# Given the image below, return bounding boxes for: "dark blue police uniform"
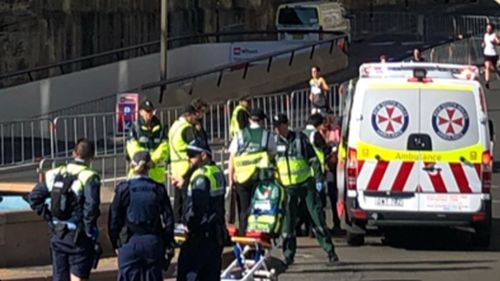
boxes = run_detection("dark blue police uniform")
[30,160,101,281]
[108,172,174,281]
[177,140,226,281]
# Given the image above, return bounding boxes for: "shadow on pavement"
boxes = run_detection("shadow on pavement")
[292,259,496,267]
[284,265,491,274]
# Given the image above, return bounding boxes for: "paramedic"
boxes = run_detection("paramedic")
[126,100,169,184]
[29,139,101,281]
[176,139,226,281]
[168,105,198,223]
[273,114,339,266]
[230,95,251,139]
[228,108,276,235]
[108,151,175,281]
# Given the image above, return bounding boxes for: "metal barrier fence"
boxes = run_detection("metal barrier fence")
[0,119,54,166]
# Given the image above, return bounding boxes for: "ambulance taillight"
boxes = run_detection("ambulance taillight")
[347,148,358,190]
[481,151,492,194]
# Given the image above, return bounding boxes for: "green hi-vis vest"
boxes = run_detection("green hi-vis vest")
[230,105,247,138]
[275,133,313,186]
[233,127,270,184]
[303,127,325,173]
[188,164,225,198]
[45,163,97,194]
[169,118,192,177]
[247,180,285,236]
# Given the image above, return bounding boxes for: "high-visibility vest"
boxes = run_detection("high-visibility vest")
[126,118,169,184]
[230,105,247,138]
[188,164,225,198]
[46,163,97,194]
[233,127,270,184]
[303,127,325,172]
[275,133,313,186]
[168,118,192,178]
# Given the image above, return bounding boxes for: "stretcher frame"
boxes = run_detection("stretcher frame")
[220,236,278,281]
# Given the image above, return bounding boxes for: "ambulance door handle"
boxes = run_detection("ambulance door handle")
[422,163,441,172]
[375,154,382,161]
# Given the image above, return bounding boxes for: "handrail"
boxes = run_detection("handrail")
[139,33,349,102]
[0,30,346,85]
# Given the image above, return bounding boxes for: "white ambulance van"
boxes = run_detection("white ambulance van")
[275,1,351,41]
[337,63,493,246]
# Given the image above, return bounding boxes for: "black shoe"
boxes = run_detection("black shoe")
[284,257,295,267]
[328,252,339,264]
[485,82,490,89]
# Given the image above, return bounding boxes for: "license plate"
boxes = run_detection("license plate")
[375,197,404,207]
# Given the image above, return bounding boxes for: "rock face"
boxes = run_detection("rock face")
[0,0,285,87]
[0,0,446,87]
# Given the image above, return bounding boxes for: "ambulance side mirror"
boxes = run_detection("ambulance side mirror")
[489,119,495,142]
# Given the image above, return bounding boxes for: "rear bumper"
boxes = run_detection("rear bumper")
[346,197,491,228]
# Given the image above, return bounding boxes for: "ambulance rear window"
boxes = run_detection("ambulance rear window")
[420,89,479,150]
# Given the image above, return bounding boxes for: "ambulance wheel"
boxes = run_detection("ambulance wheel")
[346,231,365,246]
[473,223,491,248]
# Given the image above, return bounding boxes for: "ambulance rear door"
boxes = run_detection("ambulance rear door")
[355,83,420,212]
[418,84,483,213]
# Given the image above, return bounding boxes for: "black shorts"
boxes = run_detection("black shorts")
[484,55,499,65]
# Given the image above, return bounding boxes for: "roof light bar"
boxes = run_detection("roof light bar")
[359,62,479,81]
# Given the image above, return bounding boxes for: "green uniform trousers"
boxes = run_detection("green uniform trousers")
[282,178,334,260]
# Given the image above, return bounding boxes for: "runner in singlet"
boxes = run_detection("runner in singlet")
[309,66,330,114]
[483,23,500,89]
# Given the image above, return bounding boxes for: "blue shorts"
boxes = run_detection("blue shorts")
[50,232,94,281]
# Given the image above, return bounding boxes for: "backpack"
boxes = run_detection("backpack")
[127,182,161,227]
[246,180,285,237]
[51,172,79,221]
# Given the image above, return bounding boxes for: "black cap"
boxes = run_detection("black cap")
[273,113,289,127]
[187,138,212,157]
[139,100,155,112]
[183,105,197,115]
[131,151,152,166]
[250,108,267,121]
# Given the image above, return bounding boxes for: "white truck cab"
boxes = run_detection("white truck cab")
[275,1,351,41]
[337,63,493,247]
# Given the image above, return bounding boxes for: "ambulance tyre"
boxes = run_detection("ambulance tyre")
[473,223,491,248]
[346,231,365,246]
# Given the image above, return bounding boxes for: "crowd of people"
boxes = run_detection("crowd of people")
[28,63,344,281]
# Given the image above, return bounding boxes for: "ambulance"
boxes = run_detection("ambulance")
[337,63,493,247]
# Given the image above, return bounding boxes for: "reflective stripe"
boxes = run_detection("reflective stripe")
[188,164,225,196]
[357,141,483,163]
[46,163,96,194]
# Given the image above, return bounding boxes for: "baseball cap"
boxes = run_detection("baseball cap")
[139,100,155,112]
[187,139,212,158]
[273,113,289,127]
[249,108,267,121]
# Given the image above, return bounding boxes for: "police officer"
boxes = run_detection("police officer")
[229,95,250,139]
[228,108,276,235]
[108,151,175,281]
[168,105,197,223]
[126,100,169,184]
[29,139,101,281]
[303,113,331,173]
[177,139,226,281]
[273,114,339,266]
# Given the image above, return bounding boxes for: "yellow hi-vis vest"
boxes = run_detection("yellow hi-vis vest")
[188,164,225,198]
[168,118,192,178]
[233,128,270,184]
[230,105,247,138]
[303,127,325,173]
[45,163,97,194]
[276,134,313,186]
